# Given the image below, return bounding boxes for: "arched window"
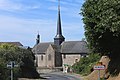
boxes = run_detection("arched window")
[41,55,43,61]
[48,54,51,61]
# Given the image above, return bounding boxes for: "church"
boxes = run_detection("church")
[32,0,89,71]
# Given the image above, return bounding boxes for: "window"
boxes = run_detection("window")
[75,59,78,63]
[41,55,43,61]
[48,54,51,61]
[63,54,66,59]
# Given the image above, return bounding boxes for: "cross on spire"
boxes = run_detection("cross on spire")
[58,0,60,11]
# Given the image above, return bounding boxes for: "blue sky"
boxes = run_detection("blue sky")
[0,0,85,47]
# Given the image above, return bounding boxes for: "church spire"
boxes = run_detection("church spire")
[57,0,62,35]
[54,0,65,46]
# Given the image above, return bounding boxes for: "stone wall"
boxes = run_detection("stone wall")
[46,45,55,68]
[62,54,81,66]
[37,54,46,67]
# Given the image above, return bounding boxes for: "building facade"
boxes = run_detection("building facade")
[32,41,89,71]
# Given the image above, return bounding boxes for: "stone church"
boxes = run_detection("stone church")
[32,0,89,70]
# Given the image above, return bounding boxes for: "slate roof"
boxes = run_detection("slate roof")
[0,42,23,46]
[61,41,89,54]
[32,42,53,54]
[32,41,89,54]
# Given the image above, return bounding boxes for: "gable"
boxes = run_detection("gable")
[32,42,53,54]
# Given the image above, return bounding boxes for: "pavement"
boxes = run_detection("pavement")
[18,72,84,80]
[40,71,84,80]
[66,72,84,80]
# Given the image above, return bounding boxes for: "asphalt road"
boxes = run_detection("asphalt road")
[41,72,81,80]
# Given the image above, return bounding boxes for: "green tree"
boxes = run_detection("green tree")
[81,0,120,76]
[0,44,21,80]
[19,47,39,78]
[0,58,9,80]
[0,44,39,79]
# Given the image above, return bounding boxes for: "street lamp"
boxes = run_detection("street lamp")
[7,61,18,80]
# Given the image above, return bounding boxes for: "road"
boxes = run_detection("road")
[41,72,81,80]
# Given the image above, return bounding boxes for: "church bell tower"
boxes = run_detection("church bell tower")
[54,0,64,67]
[54,0,65,46]
[36,32,40,45]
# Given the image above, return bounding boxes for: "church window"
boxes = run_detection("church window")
[63,54,66,59]
[41,55,43,61]
[48,54,51,61]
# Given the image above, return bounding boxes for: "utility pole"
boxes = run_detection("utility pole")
[7,61,18,80]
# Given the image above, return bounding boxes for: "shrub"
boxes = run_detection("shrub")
[72,53,101,76]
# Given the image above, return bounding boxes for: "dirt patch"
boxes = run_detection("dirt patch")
[84,56,120,80]
[85,56,110,80]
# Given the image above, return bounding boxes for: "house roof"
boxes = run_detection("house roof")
[32,42,53,54]
[0,42,23,46]
[61,41,89,54]
[32,41,89,54]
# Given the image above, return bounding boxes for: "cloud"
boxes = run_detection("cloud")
[47,0,83,15]
[47,0,81,7]
[0,0,41,11]
[60,0,84,4]
[0,15,56,46]
[0,0,85,46]
[0,13,84,46]
[48,6,68,11]
[30,5,40,9]
[0,0,22,11]
[0,15,56,33]
[47,0,57,2]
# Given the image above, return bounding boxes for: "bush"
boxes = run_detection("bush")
[72,53,101,76]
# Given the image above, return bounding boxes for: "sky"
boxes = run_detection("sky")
[0,0,85,47]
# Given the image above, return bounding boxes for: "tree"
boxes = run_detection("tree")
[81,0,120,76]
[19,47,39,78]
[0,58,9,80]
[0,44,39,79]
[0,44,21,80]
